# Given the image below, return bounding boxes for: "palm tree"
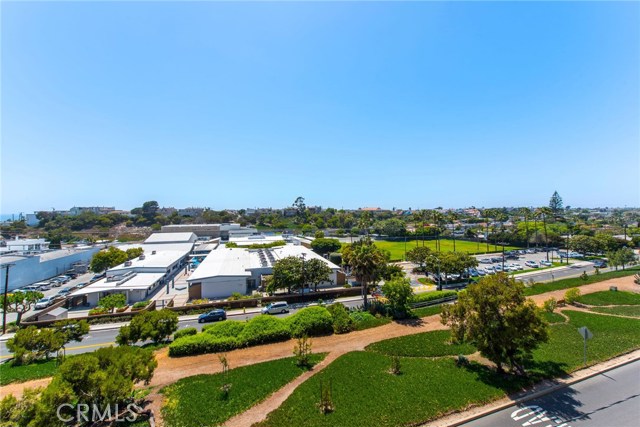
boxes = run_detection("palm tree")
[433,210,445,252]
[342,239,386,308]
[482,208,492,253]
[447,211,459,252]
[536,207,553,261]
[417,210,429,247]
[519,207,532,249]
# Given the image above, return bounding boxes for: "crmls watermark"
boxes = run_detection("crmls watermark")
[56,403,143,423]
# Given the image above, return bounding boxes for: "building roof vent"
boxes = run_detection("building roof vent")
[151,250,156,255]
[139,254,145,260]
[125,260,132,267]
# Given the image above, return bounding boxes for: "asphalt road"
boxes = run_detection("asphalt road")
[0,297,366,359]
[462,359,640,427]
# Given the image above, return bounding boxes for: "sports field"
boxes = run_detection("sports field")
[368,239,519,261]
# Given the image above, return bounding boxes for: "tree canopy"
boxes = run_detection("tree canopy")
[441,274,549,374]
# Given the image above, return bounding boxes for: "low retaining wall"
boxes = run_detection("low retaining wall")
[21,301,157,328]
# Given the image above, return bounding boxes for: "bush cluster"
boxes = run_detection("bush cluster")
[326,303,354,334]
[411,290,457,304]
[132,300,149,309]
[170,306,339,356]
[286,306,333,337]
[173,327,197,340]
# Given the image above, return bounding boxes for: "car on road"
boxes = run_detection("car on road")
[539,260,552,267]
[592,259,608,268]
[261,301,290,315]
[35,296,56,309]
[525,261,539,268]
[198,309,227,323]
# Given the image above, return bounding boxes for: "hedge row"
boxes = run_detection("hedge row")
[170,306,337,357]
[173,327,197,340]
[411,290,457,304]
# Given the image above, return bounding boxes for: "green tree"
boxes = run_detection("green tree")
[271,256,303,293]
[0,291,43,325]
[293,196,307,224]
[569,235,599,255]
[90,246,129,272]
[441,274,549,374]
[125,247,144,259]
[98,293,127,312]
[117,309,179,345]
[382,276,414,319]
[310,238,342,255]
[52,319,90,352]
[342,239,387,307]
[406,246,431,271]
[6,326,65,365]
[549,191,564,214]
[304,258,333,291]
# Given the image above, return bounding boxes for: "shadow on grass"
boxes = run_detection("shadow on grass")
[395,318,425,328]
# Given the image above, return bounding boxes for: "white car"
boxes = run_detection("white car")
[539,260,552,267]
[479,258,492,264]
[35,297,55,310]
[510,263,523,271]
[261,301,290,315]
[525,261,539,268]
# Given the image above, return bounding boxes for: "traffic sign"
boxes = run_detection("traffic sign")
[578,326,593,340]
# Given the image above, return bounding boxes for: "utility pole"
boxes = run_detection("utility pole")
[2,263,15,334]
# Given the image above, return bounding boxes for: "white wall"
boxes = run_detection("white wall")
[200,276,248,299]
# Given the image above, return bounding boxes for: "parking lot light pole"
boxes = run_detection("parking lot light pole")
[2,263,15,334]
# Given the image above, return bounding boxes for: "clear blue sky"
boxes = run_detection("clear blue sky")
[2,1,638,214]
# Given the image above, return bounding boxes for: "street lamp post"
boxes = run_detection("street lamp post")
[2,263,15,334]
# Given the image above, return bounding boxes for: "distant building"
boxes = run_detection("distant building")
[25,214,40,227]
[178,207,206,217]
[160,223,258,241]
[0,237,50,255]
[69,206,116,216]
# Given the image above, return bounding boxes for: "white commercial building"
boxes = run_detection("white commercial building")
[68,233,195,306]
[187,245,342,300]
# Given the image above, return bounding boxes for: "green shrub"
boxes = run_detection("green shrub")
[349,311,377,324]
[132,300,149,309]
[203,321,246,338]
[88,307,109,316]
[543,298,558,313]
[174,327,197,340]
[168,334,240,357]
[411,290,457,304]
[286,307,334,338]
[238,315,291,346]
[326,303,354,334]
[565,288,581,304]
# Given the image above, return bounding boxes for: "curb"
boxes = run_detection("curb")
[426,350,640,427]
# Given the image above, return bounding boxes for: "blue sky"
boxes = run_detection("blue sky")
[2,1,638,214]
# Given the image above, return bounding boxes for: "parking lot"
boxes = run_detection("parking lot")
[5,271,97,324]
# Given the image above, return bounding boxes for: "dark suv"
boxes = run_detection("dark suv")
[198,309,227,323]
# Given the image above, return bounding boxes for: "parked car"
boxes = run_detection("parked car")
[58,287,73,296]
[35,297,55,310]
[540,260,552,267]
[73,282,88,290]
[261,301,290,315]
[490,257,502,263]
[476,268,487,276]
[55,275,71,284]
[91,273,106,282]
[479,258,492,264]
[49,278,63,287]
[22,285,40,292]
[526,249,537,254]
[525,261,539,268]
[34,281,52,291]
[198,309,227,323]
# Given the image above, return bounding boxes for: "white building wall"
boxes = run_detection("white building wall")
[1,248,100,291]
[200,276,248,299]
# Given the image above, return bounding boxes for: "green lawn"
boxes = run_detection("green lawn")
[523,267,640,296]
[412,305,443,318]
[541,311,566,324]
[366,330,475,357]
[256,352,527,427]
[590,306,640,317]
[0,358,59,386]
[162,354,326,427]
[530,310,640,375]
[356,240,519,261]
[257,309,640,427]
[577,290,640,306]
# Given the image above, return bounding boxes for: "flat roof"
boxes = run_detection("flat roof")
[109,251,187,271]
[145,232,196,244]
[69,272,165,296]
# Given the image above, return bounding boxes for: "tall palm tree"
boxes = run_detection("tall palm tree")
[344,240,386,308]
[536,207,553,261]
[519,207,532,249]
[433,210,444,252]
[448,211,459,252]
[418,210,429,247]
[482,209,493,253]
